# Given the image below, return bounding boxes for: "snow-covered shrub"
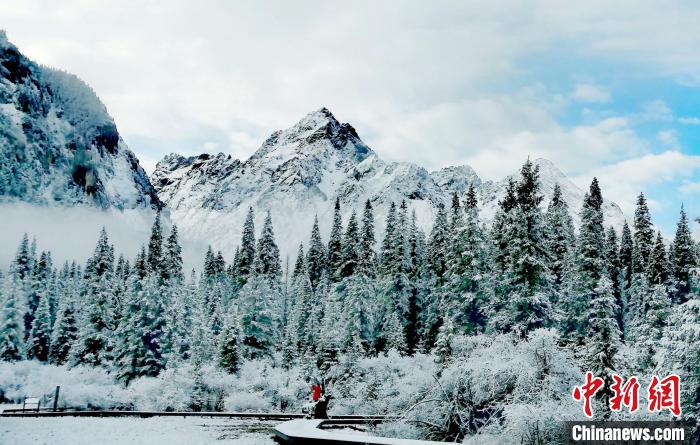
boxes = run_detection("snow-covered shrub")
[0,361,129,409]
[396,329,581,444]
[224,361,308,412]
[328,351,436,415]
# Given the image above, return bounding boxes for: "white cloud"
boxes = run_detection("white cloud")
[3,0,700,231]
[679,181,700,194]
[657,129,679,147]
[574,151,700,214]
[679,116,700,125]
[571,84,611,103]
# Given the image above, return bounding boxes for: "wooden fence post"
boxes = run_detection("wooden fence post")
[53,386,60,412]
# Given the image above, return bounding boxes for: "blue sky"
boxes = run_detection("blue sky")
[2,0,700,235]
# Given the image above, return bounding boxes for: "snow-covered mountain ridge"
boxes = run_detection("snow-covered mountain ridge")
[153,108,625,259]
[0,31,160,210]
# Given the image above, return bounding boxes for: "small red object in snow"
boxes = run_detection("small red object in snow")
[311,384,322,401]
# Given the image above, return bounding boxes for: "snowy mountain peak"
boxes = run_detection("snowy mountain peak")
[153,107,626,261]
[252,107,371,165]
[0,30,10,48]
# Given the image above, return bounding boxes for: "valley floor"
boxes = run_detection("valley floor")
[0,417,278,445]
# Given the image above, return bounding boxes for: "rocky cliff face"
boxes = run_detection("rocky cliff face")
[0,31,160,210]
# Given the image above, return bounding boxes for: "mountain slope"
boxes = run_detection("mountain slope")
[153,108,625,260]
[0,31,160,210]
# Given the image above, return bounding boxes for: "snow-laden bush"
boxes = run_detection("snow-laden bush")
[329,350,436,416]
[0,361,130,409]
[394,329,582,444]
[224,360,308,412]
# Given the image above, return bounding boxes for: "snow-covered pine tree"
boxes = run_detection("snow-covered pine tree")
[585,276,620,404]
[317,275,342,371]
[448,183,487,334]
[163,224,184,283]
[339,210,360,278]
[0,274,25,361]
[28,292,51,361]
[567,178,606,338]
[495,160,551,338]
[543,183,575,293]
[604,227,624,332]
[636,283,670,370]
[648,231,669,285]
[237,207,256,282]
[11,233,34,280]
[633,192,654,273]
[433,316,454,367]
[383,311,407,355]
[218,314,242,374]
[380,202,398,276]
[306,216,327,288]
[49,264,79,364]
[619,221,634,288]
[447,192,462,268]
[147,210,164,277]
[255,211,282,278]
[670,206,697,303]
[293,243,306,279]
[359,199,377,277]
[328,198,344,281]
[427,203,449,283]
[658,294,700,416]
[71,228,115,367]
[239,276,276,359]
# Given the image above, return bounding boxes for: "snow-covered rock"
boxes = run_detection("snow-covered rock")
[153,108,626,260]
[0,31,160,210]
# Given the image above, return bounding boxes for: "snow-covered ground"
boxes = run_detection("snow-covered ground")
[0,417,277,445]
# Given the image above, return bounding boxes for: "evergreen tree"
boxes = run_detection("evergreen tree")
[449,183,487,334]
[494,160,551,338]
[427,203,449,282]
[0,275,25,361]
[358,199,376,276]
[218,315,242,374]
[306,216,327,287]
[433,316,453,367]
[585,277,621,406]
[649,231,669,285]
[605,227,624,332]
[339,210,360,278]
[380,202,398,275]
[239,277,276,359]
[28,293,51,361]
[163,224,184,282]
[619,221,634,290]
[11,233,33,280]
[49,270,79,365]
[71,228,115,367]
[328,198,344,280]
[383,311,407,354]
[633,193,654,273]
[659,296,700,416]
[636,283,670,369]
[255,211,281,278]
[670,206,696,303]
[543,184,575,292]
[147,211,164,276]
[237,207,256,280]
[568,178,606,337]
[293,243,306,279]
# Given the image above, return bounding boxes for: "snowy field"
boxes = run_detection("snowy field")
[0,417,278,445]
